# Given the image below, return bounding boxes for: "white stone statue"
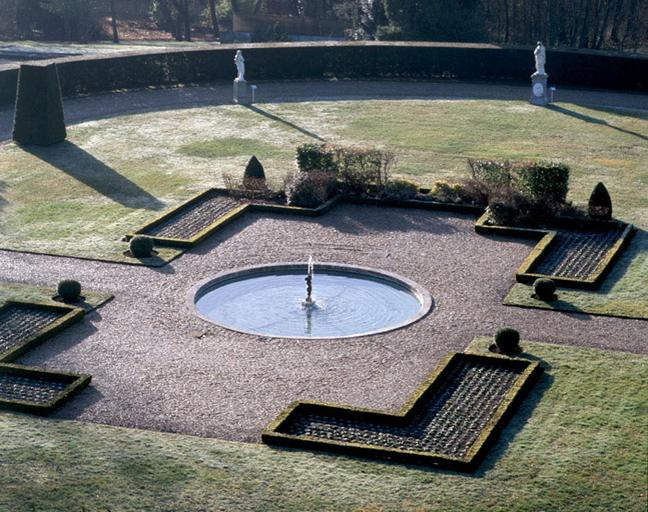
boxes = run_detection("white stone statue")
[534,41,546,75]
[234,50,245,82]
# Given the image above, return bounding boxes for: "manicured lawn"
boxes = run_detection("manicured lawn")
[504,230,648,320]
[1,337,645,512]
[0,100,645,263]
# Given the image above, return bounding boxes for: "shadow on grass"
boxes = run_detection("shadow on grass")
[242,104,326,141]
[473,365,554,476]
[22,141,164,210]
[596,228,645,293]
[546,104,648,141]
[0,180,6,214]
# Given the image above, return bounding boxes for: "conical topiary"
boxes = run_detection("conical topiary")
[588,182,612,220]
[243,155,266,190]
[12,63,66,146]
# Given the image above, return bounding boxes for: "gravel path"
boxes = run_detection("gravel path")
[1,80,647,144]
[1,206,645,442]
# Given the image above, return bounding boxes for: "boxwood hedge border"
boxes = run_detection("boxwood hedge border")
[474,212,636,288]
[1,42,646,107]
[0,363,91,415]
[262,352,542,471]
[0,300,84,363]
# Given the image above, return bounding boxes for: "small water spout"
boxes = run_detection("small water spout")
[303,255,315,308]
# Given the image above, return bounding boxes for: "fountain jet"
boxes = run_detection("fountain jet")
[303,255,315,308]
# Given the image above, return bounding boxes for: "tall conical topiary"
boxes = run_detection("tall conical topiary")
[243,155,267,190]
[12,63,66,146]
[588,182,612,220]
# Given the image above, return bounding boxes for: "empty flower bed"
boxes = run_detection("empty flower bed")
[517,224,635,287]
[129,189,247,247]
[532,228,625,279]
[0,301,83,362]
[475,213,635,288]
[0,364,91,415]
[263,353,541,471]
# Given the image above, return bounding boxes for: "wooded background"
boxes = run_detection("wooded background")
[0,1,645,52]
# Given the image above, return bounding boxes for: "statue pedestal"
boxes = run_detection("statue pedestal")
[530,72,549,106]
[233,79,249,104]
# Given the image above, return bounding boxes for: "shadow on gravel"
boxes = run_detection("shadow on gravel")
[330,208,463,236]
[546,104,648,141]
[21,141,165,210]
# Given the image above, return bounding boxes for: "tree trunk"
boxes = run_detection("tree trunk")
[183,0,191,41]
[209,0,220,37]
[503,0,510,42]
[110,0,119,43]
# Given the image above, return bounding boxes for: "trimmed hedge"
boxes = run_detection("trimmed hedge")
[0,42,646,106]
[12,63,66,146]
[263,352,542,471]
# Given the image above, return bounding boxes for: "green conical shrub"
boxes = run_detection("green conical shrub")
[12,63,66,146]
[243,155,266,190]
[588,182,612,220]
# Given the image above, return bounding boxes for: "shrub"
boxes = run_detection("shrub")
[243,155,267,190]
[515,161,570,204]
[430,179,489,206]
[12,63,66,146]
[338,146,395,196]
[57,280,81,302]
[129,235,154,258]
[468,159,513,190]
[494,328,521,354]
[287,172,337,208]
[487,191,537,227]
[533,278,557,301]
[296,144,339,174]
[383,178,419,200]
[588,182,613,220]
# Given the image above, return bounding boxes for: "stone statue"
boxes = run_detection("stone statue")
[534,42,546,75]
[234,50,245,82]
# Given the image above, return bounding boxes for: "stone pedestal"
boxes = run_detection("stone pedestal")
[530,72,549,106]
[233,79,249,104]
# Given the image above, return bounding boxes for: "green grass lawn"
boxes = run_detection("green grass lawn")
[504,230,648,320]
[0,337,645,512]
[0,99,645,263]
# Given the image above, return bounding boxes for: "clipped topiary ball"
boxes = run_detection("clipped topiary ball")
[533,278,557,301]
[57,279,81,302]
[129,235,154,258]
[494,328,521,355]
[588,182,612,220]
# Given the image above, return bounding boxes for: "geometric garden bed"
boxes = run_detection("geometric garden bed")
[0,363,91,415]
[475,213,635,288]
[0,301,83,363]
[263,352,542,471]
[0,299,89,414]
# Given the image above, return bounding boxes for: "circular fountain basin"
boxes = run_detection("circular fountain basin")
[190,263,432,339]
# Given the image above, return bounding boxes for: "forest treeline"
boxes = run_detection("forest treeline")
[0,0,645,51]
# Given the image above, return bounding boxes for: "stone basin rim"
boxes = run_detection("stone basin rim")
[188,262,434,340]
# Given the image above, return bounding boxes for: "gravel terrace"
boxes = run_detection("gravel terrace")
[1,205,645,442]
